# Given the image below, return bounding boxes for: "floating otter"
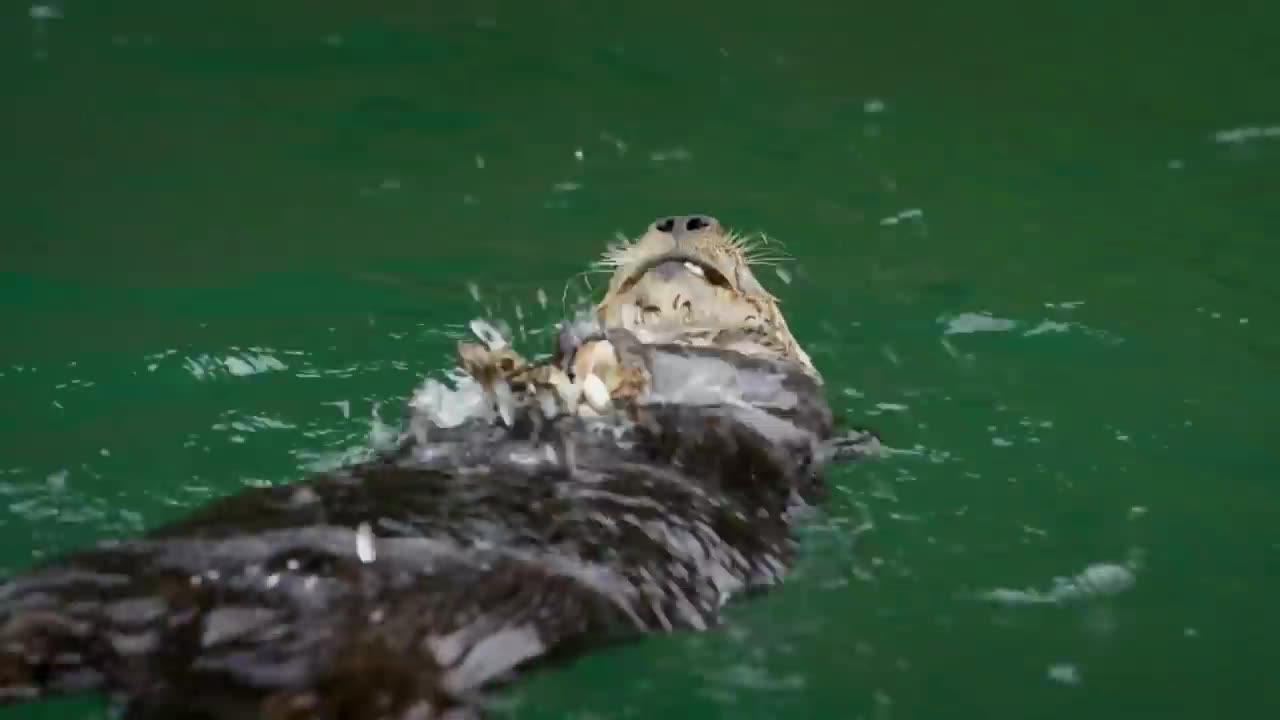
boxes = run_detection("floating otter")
[0,214,881,719]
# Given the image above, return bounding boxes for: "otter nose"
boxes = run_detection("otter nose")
[650,214,721,244]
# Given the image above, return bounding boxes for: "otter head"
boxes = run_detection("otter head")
[594,214,820,382]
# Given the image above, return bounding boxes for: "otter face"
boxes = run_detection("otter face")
[594,214,820,381]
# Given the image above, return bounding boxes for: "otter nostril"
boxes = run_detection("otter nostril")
[655,218,675,233]
[685,216,710,232]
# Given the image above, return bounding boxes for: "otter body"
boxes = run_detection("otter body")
[0,218,880,719]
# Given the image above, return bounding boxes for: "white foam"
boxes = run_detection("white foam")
[223,354,287,376]
[978,561,1137,606]
[1213,125,1280,144]
[408,374,491,429]
[1024,320,1073,336]
[228,415,296,432]
[942,312,1018,335]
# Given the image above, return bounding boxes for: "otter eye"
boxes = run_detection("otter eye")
[686,217,709,231]
[655,218,675,233]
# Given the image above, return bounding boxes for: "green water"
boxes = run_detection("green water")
[4,1,1278,718]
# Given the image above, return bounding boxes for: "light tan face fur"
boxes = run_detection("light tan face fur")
[451,215,820,423]
[593,215,820,382]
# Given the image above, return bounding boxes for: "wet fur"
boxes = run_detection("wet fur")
[0,219,880,719]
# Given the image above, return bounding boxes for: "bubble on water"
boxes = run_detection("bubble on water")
[1047,663,1081,685]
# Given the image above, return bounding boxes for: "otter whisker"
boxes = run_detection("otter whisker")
[725,232,793,268]
[742,251,788,265]
[741,256,792,268]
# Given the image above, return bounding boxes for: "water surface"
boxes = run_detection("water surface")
[4,2,1278,718]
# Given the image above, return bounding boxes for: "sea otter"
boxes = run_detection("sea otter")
[0,214,881,719]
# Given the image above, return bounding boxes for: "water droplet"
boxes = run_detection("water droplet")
[356,522,376,564]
